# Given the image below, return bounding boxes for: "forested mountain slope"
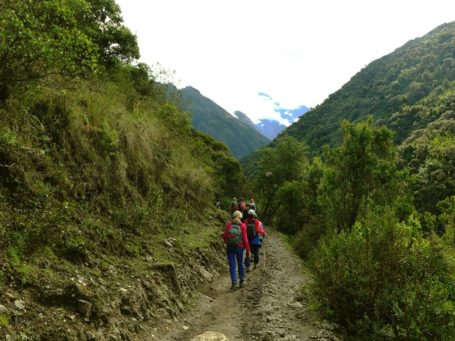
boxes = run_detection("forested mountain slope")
[284,21,455,154]
[241,21,455,340]
[180,86,270,159]
[397,81,455,213]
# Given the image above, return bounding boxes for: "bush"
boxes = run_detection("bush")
[291,215,326,259]
[273,181,305,234]
[310,209,455,339]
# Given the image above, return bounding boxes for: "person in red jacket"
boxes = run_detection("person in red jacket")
[222,210,251,291]
[244,209,266,272]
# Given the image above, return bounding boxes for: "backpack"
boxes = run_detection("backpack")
[226,224,242,248]
[246,220,257,240]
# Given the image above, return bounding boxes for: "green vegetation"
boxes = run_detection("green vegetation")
[245,23,455,339]
[0,0,138,101]
[397,84,455,217]
[0,1,240,338]
[250,118,455,339]
[283,22,455,155]
[0,314,8,328]
[2,1,455,339]
[312,212,454,339]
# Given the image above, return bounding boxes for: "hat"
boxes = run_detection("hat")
[248,209,256,217]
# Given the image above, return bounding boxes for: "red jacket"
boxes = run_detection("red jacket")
[223,221,251,253]
[244,218,266,236]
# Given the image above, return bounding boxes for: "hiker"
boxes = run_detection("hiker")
[230,197,238,213]
[238,197,249,222]
[248,197,257,214]
[244,209,266,272]
[222,210,251,291]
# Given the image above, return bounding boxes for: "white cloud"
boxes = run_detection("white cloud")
[116,0,455,122]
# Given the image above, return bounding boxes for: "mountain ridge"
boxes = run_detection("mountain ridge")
[180,86,270,159]
[281,21,455,154]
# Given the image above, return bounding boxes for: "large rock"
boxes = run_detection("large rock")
[191,331,229,341]
[198,266,214,282]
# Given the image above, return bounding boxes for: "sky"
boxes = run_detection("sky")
[115,0,455,125]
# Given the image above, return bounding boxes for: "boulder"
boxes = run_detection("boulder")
[191,331,229,341]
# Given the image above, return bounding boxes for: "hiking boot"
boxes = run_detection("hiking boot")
[245,267,250,273]
[230,283,236,291]
[239,280,244,288]
[253,263,257,270]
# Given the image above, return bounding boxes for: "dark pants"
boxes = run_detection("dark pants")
[249,244,260,265]
[226,247,245,285]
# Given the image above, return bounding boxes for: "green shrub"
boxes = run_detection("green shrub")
[89,122,121,160]
[311,209,455,339]
[0,314,9,327]
[291,216,326,259]
[273,181,305,235]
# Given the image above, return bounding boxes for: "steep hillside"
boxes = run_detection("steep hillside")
[0,73,243,339]
[284,21,455,154]
[0,2,245,339]
[397,81,455,213]
[180,87,270,159]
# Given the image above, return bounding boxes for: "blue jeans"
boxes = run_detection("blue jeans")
[226,247,245,285]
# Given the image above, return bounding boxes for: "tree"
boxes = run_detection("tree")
[0,0,99,100]
[0,0,139,101]
[319,118,403,231]
[253,135,308,221]
[399,110,455,214]
[76,0,139,67]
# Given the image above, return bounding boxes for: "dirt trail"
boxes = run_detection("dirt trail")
[147,229,338,341]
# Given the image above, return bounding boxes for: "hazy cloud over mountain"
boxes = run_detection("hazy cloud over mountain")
[256,92,310,126]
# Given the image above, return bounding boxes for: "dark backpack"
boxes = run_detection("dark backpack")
[226,224,242,248]
[246,220,257,240]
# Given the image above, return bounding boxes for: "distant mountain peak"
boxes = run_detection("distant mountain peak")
[235,104,310,140]
[255,119,287,140]
[178,87,270,159]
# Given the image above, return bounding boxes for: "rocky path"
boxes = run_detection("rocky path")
[148,229,338,341]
